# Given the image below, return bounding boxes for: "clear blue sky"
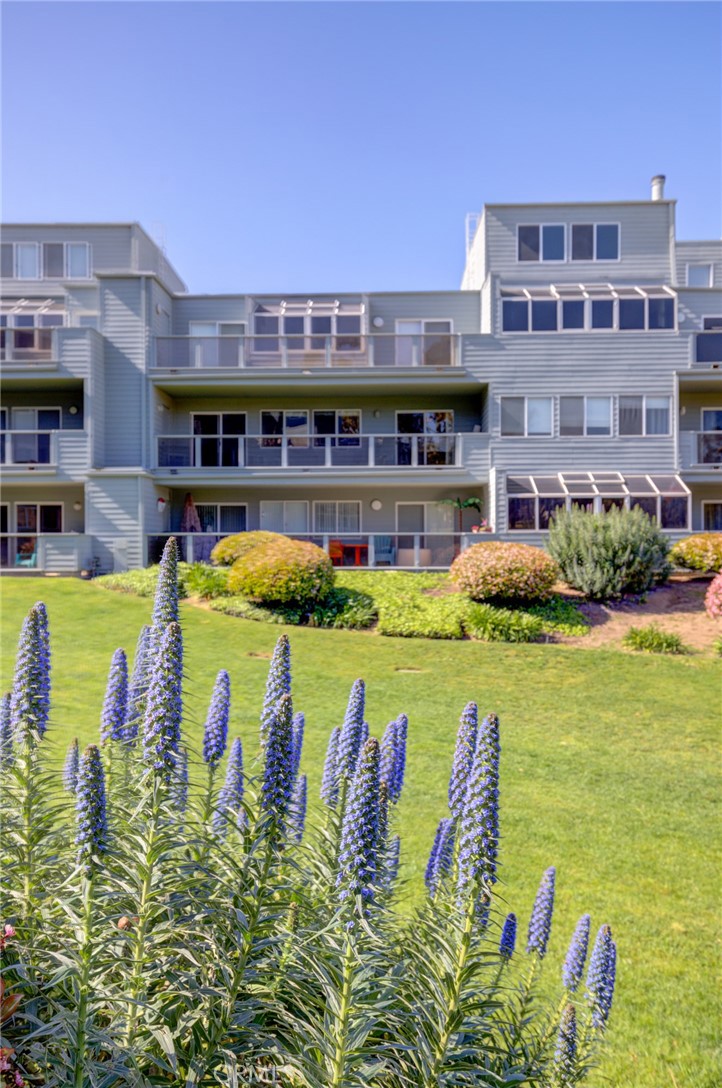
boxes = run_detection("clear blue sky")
[2,1,720,293]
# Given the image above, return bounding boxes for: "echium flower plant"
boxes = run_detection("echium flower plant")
[562,913,591,993]
[448,701,478,820]
[63,738,80,792]
[424,817,455,897]
[380,715,408,805]
[456,713,500,915]
[337,736,380,907]
[586,924,617,1029]
[0,691,13,768]
[291,711,304,785]
[213,736,244,835]
[289,773,307,844]
[151,536,179,641]
[141,620,183,782]
[202,670,230,766]
[527,866,556,957]
[553,1004,577,1087]
[100,649,128,745]
[124,624,152,742]
[336,678,365,781]
[320,726,340,807]
[261,693,294,835]
[260,634,291,746]
[75,744,108,877]
[10,602,51,744]
[499,912,517,959]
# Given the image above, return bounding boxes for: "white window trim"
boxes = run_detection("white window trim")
[701,406,722,431]
[312,500,362,534]
[3,242,92,280]
[558,396,613,438]
[14,501,64,533]
[62,242,92,280]
[506,493,690,532]
[702,500,722,530]
[13,243,41,280]
[501,291,675,335]
[195,502,248,533]
[9,406,64,430]
[570,222,622,263]
[516,224,567,264]
[259,408,362,437]
[259,500,310,535]
[395,501,455,532]
[618,395,672,437]
[394,318,455,333]
[394,409,455,433]
[500,396,553,438]
[253,305,365,349]
[686,263,713,288]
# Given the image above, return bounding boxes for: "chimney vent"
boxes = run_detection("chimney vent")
[651,175,666,201]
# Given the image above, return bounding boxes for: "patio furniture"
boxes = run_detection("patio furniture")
[373,535,396,565]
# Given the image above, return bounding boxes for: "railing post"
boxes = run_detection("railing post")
[281,337,288,368]
[368,436,375,468]
[238,337,244,369]
[412,336,419,368]
[325,436,332,468]
[325,336,332,368]
[368,335,374,368]
[414,534,420,568]
[282,437,288,469]
[456,434,461,467]
[51,431,58,466]
[369,535,376,568]
[412,436,419,468]
[238,436,245,468]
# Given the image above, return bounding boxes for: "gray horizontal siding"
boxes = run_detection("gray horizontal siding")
[675,242,722,288]
[677,289,722,329]
[2,224,134,276]
[484,203,673,282]
[57,328,95,378]
[489,435,676,472]
[173,296,249,334]
[55,432,89,478]
[86,476,143,570]
[41,535,94,572]
[368,292,481,333]
[100,280,145,467]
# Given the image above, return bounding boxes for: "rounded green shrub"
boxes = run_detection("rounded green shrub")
[548,506,671,601]
[450,542,558,602]
[227,538,334,604]
[183,563,230,599]
[210,530,288,567]
[670,533,722,573]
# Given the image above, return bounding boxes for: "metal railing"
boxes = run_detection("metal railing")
[0,533,93,571]
[153,333,460,370]
[679,430,722,467]
[156,432,465,470]
[147,531,469,568]
[0,430,56,466]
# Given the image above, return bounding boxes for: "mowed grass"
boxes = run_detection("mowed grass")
[1,578,719,1087]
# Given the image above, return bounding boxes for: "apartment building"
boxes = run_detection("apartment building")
[1,176,721,573]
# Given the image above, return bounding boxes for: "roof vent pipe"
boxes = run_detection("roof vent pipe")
[651,175,666,201]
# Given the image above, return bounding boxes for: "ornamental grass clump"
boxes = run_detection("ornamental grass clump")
[451,541,558,602]
[0,537,618,1086]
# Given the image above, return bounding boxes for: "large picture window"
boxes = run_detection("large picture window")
[253,303,363,353]
[618,396,670,436]
[506,473,689,531]
[501,287,674,334]
[559,397,612,437]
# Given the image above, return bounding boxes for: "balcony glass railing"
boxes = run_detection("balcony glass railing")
[156,433,462,470]
[0,431,56,466]
[0,328,56,362]
[153,333,460,370]
[147,532,467,569]
[696,431,722,464]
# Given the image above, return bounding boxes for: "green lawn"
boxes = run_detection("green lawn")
[1,578,719,1087]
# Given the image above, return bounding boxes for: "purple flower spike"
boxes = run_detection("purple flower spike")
[202,670,230,766]
[554,1004,577,1082]
[63,738,80,792]
[337,679,365,780]
[289,773,307,843]
[499,912,517,959]
[291,712,305,783]
[151,537,179,640]
[141,621,183,781]
[380,722,397,790]
[172,747,189,815]
[384,835,401,888]
[586,924,617,1029]
[100,649,128,744]
[389,714,407,803]
[359,720,369,747]
[321,727,340,806]
[562,914,591,993]
[260,635,291,746]
[214,737,244,836]
[448,702,478,820]
[0,692,13,769]
[527,866,556,958]
[457,714,500,910]
[337,737,380,905]
[124,625,152,743]
[75,744,108,877]
[261,693,294,833]
[11,602,51,743]
[425,817,455,896]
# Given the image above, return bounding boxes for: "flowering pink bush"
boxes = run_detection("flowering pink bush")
[705,572,722,620]
[450,542,558,602]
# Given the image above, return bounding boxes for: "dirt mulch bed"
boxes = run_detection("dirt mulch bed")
[557,575,720,653]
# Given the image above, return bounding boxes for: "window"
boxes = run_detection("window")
[697,317,722,363]
[571,223,619,261]
[518,224,566,262]
[66,243,90,278]
[16,503,63,533]
[531,300,557,331]
[195,504,247,534]
[507,473,689,530]
[313,410,360,447]
[619,298,645,330]
[648,297,675,329]
[261,410,309,447]
[591,299,614,329]
[396,410,455,465]
[395,320,453,366]
[619,396,670,436]
[16,244,40,279]
[260,501,309,534]
[254,303,363,354]
[191,412,246,466]
[500,397,552,437]
[559,397,611,437]
[687,264,713,287]
[703,502,722,531]
[313,501,361,534]
[502,300,529,332]
[562,300,585,329]
[1,242,91,279]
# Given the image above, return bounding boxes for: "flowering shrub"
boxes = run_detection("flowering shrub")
[210,530,288,567]
[705,571,722,620]
[451,541,558,602]
[0,537,617,1085]
[228,537,334,605]
[670,533,722,573]
[549,506,671,600]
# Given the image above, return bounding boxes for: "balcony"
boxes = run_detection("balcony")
[679,431,722,469]
[147,531,472,569]
[0,431,89,476]
[153,333,461,371]
[0,533,94,572]
[156,432,477,472]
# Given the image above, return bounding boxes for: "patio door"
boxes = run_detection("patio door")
[396,411,454,465]
[15,503,62,567]
[11,408,60,464]
[396,320,452,366]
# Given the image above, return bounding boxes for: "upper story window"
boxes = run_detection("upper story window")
[687,264,713,287]
[571,224,620,261]
[619,396,671,436]
[1,242,91,280]
[500,396,552,436]
[559,396,612,437]
[501,286,675,333]
[253,302,363,352]
[517,223,620,263]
